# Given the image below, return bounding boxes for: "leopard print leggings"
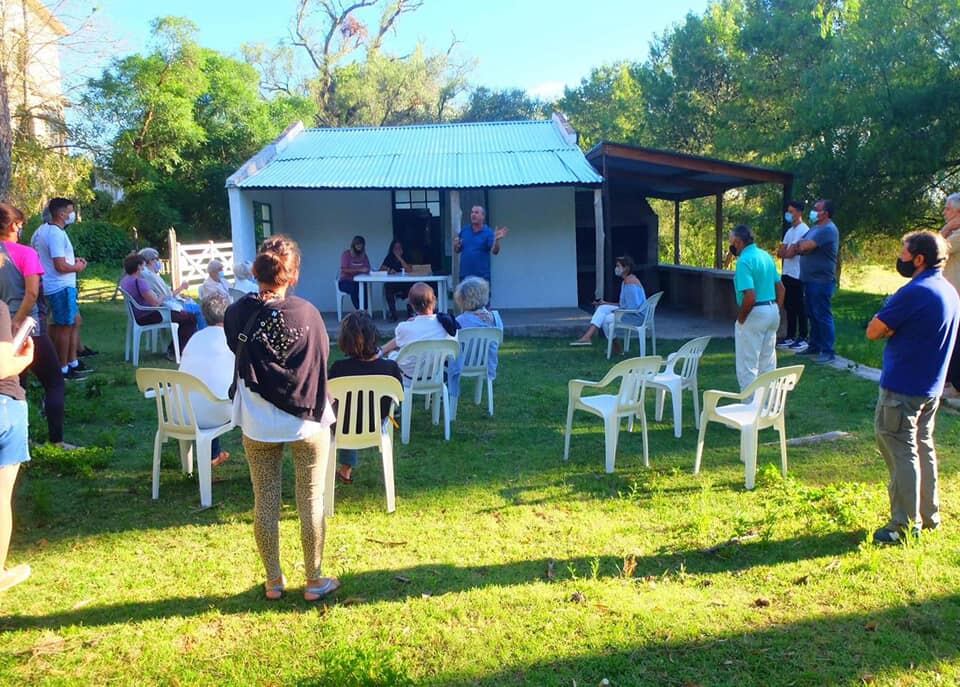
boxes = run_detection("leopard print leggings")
[242,431,330,581]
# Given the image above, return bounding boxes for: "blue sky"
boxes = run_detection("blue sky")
[91,0,712,97]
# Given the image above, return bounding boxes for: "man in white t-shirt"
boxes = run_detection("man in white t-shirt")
[381,282,455,377]
[31,197,89,380]
[776,200,810,352]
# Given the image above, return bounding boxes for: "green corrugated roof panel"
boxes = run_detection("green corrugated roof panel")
[238,120,603,189]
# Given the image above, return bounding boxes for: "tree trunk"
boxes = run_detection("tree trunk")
[0,66,12,201]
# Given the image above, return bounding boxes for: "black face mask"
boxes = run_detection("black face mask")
[896,257,916,278]
[729,243,739,257]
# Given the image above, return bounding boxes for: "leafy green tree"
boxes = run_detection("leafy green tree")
[557,63,645,149]
[82,17,316,244]
[457,87,548,123]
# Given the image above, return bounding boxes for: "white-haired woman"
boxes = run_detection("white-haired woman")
[199,259,231,301]
[179,292,234,467]
[233,260,258,294]
[138,247,206,329]
[448,276,501,417]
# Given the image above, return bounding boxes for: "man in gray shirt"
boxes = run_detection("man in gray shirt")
[795,198,840,363]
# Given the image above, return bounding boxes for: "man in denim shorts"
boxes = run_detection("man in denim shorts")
[31,198,89,380]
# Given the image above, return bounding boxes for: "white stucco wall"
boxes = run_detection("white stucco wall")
[486,186,578,309]
[277,189,394,311]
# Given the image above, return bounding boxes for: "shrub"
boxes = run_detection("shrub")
[68,221,134,264]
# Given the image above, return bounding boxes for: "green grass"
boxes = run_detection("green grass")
[2,292,960,686]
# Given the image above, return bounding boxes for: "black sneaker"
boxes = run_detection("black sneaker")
[873,525,920,545]
[73,359,94,373]
[78,345,98,358]
[63,368,89,381]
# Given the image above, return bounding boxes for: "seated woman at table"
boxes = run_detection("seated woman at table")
[338,235,370,311]
[120,253,197,360]
[570,255,646,350]
[380,239,412,321]
[329,311,402,484]
[448,276,501,418]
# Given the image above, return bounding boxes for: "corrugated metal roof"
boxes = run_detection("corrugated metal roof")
[238,120,603,189]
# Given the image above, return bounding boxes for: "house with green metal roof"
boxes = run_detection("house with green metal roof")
[226,115,605,312]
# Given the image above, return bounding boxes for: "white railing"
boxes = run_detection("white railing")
[167,228,234,288]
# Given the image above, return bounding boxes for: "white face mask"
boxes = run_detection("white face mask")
[65,211,76,225]
[614,266,624,277]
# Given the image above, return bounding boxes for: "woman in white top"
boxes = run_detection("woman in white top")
[199,259,231,301]
[232,260,258,294]
[178,292,233,467]
[223,236,338,602]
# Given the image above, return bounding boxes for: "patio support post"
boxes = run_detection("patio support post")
[450,190,461,288]
[227,187,256,266]
[673,200,680,265]
[714,192,724,269]
[593,187,605,301]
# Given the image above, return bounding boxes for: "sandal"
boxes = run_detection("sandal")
[211,451,230,468]
[0,564,31,592]
[304,576,341,602]
[264,575,286,600]
[335,471,353,484]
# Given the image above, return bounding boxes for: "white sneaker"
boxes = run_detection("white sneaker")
[791,340,809,352]
[776,338,795,349]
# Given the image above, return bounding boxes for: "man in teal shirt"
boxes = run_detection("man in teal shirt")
[731,224,785,389]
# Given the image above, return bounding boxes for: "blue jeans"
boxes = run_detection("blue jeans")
[338,280,360,310]
[804,280,836,355]
[339,449,358,467]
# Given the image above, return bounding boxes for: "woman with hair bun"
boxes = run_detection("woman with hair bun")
[224,235,339,602]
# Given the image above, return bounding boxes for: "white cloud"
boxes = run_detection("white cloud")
[527,80,567,101]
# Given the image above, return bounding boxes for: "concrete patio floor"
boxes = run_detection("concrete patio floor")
[322,305,734,340]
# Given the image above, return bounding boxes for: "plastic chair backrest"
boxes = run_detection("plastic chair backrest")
[136,368,218,436]
[120,284,166,319]
[608,356,662,412]
[744,365,805,420]
[328,375,404,451]
[457,327,502,375]
[396,339,459,391]
[642,291,663,322]
[673,335,711,381]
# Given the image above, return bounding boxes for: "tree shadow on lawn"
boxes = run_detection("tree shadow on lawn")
[1,529,862,631]
[432,593,960,687]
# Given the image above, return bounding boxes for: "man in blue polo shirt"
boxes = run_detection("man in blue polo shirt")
[454,205,508,292]
[795,198,840,363]
[867,230,960,544]
[730,224,784,390]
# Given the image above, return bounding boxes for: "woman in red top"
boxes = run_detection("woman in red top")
[338,235,370,312]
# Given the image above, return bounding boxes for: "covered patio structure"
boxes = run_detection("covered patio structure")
[585,142,794,320]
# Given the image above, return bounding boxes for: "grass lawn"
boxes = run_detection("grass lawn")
[2,289,960,686]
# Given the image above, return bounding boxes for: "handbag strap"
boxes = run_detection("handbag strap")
[231,299,264,396]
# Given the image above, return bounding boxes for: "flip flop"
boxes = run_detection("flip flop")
[0,564,31,592]
[211,451,230,468]
[265,575,286,601]
[569,341,592,347]
[304,576,341,602]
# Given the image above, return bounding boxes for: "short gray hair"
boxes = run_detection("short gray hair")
[455,276,490,312]
[234,260,253,281]
[730,224,754,245]
[200,292,230,325]
[947,192,960,210]
[207,258,223,274]
[138,247,160,261]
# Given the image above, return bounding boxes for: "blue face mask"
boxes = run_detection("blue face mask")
[809,210,819,223]
[784,211,793,223]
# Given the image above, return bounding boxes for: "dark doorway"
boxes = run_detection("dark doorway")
[392,190,443,273]
[575,190,597,309]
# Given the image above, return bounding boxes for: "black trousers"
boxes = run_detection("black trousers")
[782,274,807,340]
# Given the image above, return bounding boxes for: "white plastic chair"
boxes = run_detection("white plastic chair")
[335,276,352,321]
[324,375,404,516]
[120,285,181,367]
[694,365,805,490]
[452,327,503,419]
[395,339,459,445]
[135,368,235,509]
[608,291,663,359]
[645,336,712,438]
[563,356,662,473]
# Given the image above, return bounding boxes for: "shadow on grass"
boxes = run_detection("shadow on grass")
[433,593,960,687]
[1,530,861,631]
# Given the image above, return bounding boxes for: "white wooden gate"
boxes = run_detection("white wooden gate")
[167,228,234,288]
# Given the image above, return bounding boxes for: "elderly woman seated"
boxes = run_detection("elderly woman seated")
[448,276,501,417]
[232,260,258,294]
[138,247,205,329]
[119,253,197,360]
[199,259,231,301]
[178,292,234,467]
